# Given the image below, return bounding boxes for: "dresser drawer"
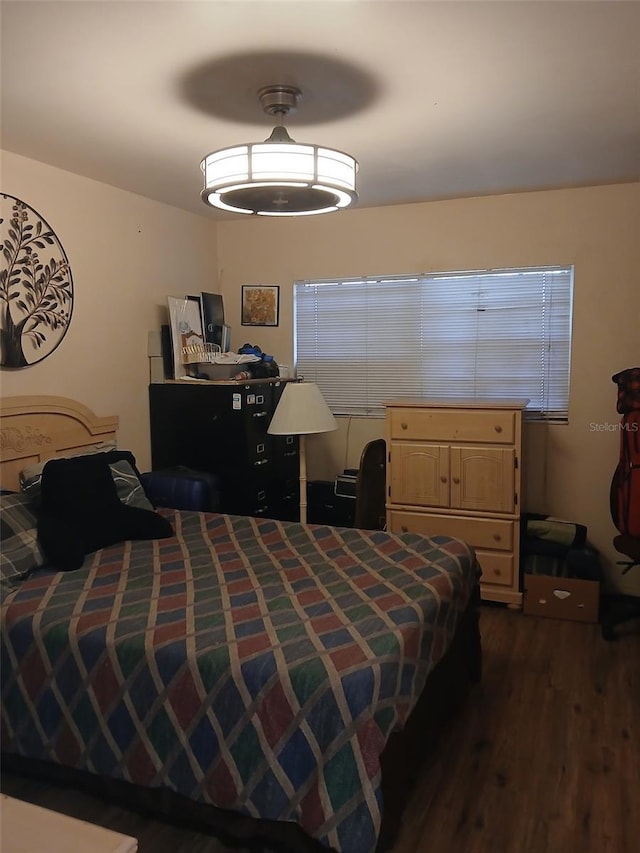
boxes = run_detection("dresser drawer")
[475,550,515,586]
[388,510,514,551]
[389,408,515,444]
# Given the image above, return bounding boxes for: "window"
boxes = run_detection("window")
[294,266,573,419]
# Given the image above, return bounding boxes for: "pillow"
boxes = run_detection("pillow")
[107,458,155,510]
[0,492,45,592]
[37,454,173,571]
[20,446,154,511]
[19,439,118,487]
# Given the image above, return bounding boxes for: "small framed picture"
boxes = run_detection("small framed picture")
[241,285,279,327]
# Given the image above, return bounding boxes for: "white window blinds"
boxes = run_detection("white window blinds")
[294,266,573,419]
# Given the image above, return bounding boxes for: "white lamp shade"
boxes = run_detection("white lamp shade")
[268,382,337,435]
[200,142,358,216]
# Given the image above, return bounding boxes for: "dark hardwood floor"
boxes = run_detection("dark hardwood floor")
[2,604,638,853]
[396,604,639,853]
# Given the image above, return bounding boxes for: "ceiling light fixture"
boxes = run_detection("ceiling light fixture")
[200,85,358,216]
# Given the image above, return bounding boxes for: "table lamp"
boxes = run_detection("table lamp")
[268,381,337,523]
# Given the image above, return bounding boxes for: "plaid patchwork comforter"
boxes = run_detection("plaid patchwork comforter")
[1,510,479,853]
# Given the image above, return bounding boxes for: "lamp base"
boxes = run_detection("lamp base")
[299,434,308,524]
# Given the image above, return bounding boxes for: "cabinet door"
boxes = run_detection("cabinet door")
[390,443,449,507]
[450,446,515,513]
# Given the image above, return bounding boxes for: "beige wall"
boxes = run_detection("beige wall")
[1,150,219,469]
[2,156,638,594]
[216,183,640,593]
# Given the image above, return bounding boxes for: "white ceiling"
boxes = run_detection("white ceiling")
[2,0,639,220]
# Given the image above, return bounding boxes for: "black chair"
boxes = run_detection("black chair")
[354,439,387,530]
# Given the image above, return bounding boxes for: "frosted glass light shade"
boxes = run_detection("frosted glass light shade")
[268,382,338,435]
[201,136,358,216]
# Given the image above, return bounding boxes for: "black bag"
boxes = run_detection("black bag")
[237,344,279,379]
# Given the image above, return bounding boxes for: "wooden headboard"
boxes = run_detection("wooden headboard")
[0,396,119,491]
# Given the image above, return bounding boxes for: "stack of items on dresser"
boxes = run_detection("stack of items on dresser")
[231,343,280,380]
[522,513,602,622]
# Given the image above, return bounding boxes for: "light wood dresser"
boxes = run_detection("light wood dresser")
[385,398,528,608]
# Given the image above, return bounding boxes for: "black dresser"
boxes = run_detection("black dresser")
[149,380,299,521]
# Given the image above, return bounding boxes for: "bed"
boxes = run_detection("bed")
[0,395,482,853]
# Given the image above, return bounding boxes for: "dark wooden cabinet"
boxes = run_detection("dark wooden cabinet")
[149,380,299,520]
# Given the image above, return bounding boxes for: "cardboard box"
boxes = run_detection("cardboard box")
[523,574,600,623]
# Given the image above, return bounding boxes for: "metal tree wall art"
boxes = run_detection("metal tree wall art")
[0,194,74,368]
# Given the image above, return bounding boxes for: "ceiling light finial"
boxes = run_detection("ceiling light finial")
[257,85,300,118]
[200,84,358,216]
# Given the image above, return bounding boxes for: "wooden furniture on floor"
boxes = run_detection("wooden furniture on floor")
[0,794,137,853]
[149,379,299,520]
[354,438,387,530]
[385,398,528,607]
[307,439,387,530]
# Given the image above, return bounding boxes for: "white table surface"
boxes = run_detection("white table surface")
[0,794,138,853]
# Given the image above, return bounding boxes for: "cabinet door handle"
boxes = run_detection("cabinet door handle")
[401,525,408,533]
[440,475,448,483]
[493,533,501,541]
[253,411,267,418]
[254,459,268,466]
[283,451,297,457]
[452,477,460,484]
[401,422,408,430]
[494,424,503,433]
